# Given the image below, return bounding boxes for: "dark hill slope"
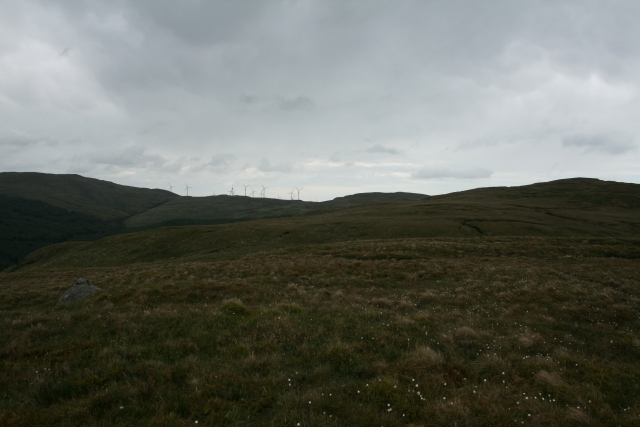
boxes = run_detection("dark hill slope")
[15,178,640,271]
[430,177,640,208]
[408,177,640,236]
[124,191,427,228]
[0,172,177,221]
[0,193,121,270]
[322,191,427,207]
[0,172,427,269]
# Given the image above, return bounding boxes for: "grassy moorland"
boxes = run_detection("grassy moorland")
[0,172,177,221]
[123,192,427,229]
[0,171,425,270]
[0,193,129,270]
[1,237,640,426]
[0,172,177,270]
[1,178,639,426]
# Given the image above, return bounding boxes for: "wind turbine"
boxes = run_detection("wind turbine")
[185,183,192,196]
[228,185,235,196]
[295,187,303,200]
[169,183,174,192]
[288,189,295,200]
[250,188,256,197]
[261,184,268,198]
[242,184,249,197]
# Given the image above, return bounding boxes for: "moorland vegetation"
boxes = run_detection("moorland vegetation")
[1,175,639,426]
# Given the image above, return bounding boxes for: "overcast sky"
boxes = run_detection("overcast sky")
[1,1,639,200]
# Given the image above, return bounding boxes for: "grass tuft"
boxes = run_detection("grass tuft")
[221,298,251,316]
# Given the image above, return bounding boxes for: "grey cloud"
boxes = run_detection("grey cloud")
[238,94,260,104]
[207,153,235,168]
[0,133,46,149]
[87,146,166,168]
[562,134,635,155]
[412,167,493,180]
[276,96,315,111]
[157,158,186,174]
[2,1,640,199]
[131,1,270,46]
[366,144,401,155]
[328,152,342,163]
[258,158,293,173]
[456,136,500,151]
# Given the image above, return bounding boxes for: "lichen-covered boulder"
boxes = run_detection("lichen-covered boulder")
[57,279,101,305]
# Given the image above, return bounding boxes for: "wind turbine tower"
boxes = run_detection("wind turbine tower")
[261,184,268,198]
[228,185,235,196]
[185,184,192,196]
[242,184,249,197]
[169,183,174,193]
[288,189,295,200]
[295,187,303,200]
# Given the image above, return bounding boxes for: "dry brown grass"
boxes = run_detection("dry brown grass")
[414,312,432,324]
[1,236,639,426]
[534,370,564,387]
[518,336,535,348]
[409,346,444,366]
[566,407,591,425]
[371,297,393,308]
[398,299,414,310]
[455,326,480,340]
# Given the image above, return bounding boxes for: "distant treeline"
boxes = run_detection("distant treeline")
[0,194,124,270]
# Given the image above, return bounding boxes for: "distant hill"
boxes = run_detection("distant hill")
[0,172,428,270]
[429,178,640,208]
[0,193,121,269]
[322,191,428,207]
[0,172,177,221]
[0,172,177,270]
[13,178,640,272]
[2,173,639,272]
[124,191,427,228]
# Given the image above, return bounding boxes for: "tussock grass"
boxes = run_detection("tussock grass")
[1,237,639,425]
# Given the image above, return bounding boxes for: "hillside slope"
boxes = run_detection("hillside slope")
[124,191,427,228]
[2,178,640,426]
[15,178,640,271]
[0,172,177,221]
[430,177,640,208]
[0,193,122,270]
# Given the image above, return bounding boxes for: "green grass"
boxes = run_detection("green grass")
[1,237,639,426]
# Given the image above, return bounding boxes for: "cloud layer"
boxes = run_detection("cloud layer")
[1,1,639,199]
[412,167,493,180]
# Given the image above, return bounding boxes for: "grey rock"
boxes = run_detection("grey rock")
[57,279,101,305]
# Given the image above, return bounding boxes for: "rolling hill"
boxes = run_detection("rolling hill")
[2,174,639,272]
[124,191,427,228]
[0,172,177,221]
[0,172,428,270]
[2,176,640,425]
[0,172,179,270]
[0,193,123,269]
[12,177,640,272]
